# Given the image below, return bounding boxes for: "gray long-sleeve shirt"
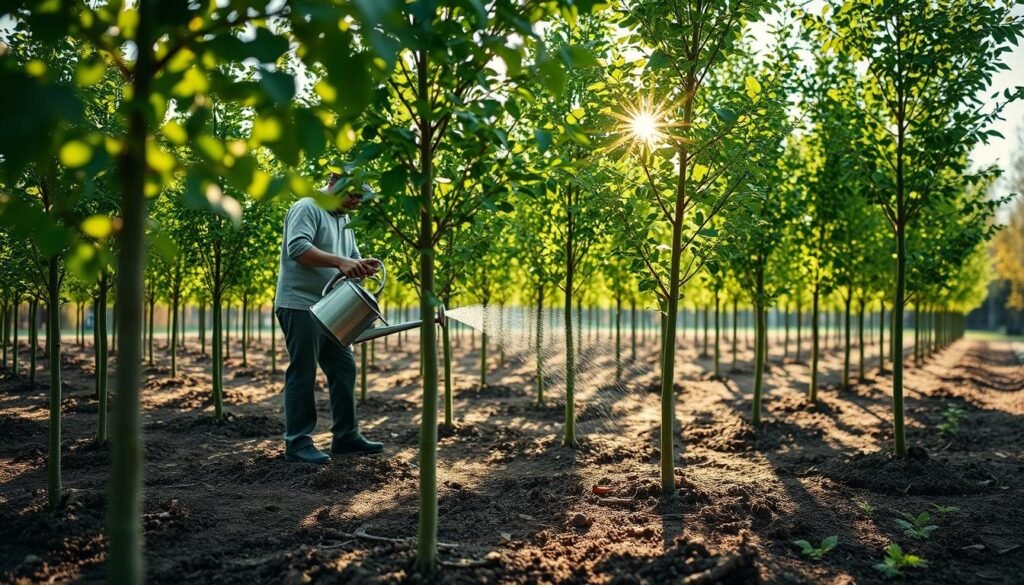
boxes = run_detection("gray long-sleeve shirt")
[274,197,361,310]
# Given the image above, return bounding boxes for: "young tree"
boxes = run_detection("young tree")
[811,0,1024,457]
[610,0,784,494]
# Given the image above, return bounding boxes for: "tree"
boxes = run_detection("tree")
[810,0,1024,456]
[611,0,783,494]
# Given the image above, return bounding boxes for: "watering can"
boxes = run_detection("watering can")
[310,262,446,347]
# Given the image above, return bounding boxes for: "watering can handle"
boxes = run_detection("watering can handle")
[366,262,386,297]
[320,262,387,297]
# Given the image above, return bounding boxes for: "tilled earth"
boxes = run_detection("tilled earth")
[1,328,1022,584]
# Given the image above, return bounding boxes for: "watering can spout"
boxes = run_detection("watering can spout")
[352,304,447,345]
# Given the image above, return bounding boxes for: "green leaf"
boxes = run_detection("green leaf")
[380,166,407,196]
[259,70,296,103]
[538,57,566,97]
[534,129,553,154]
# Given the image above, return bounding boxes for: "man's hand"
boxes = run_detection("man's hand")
[360,258,382,276]
[336,257,373,278]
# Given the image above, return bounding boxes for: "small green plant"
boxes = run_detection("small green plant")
[856,498,876,517]
[937,404,967,435]
[894,511,937,539]
[931,503,959,514]
[874,543,929,578]
[793,535,838,560]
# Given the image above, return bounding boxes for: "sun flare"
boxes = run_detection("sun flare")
[629,112,661,145]
[608,94,678,154]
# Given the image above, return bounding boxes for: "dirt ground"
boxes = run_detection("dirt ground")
[1,324,1023,584]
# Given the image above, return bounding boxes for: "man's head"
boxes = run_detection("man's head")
[326,171,372,210]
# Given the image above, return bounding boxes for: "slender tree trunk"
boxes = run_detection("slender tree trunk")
[702,304,709,357]
[1,301,7,369]
[713,290,721,377]
[12,300,19,376]
[199,302,206,355]
[96,274,109,443]
[442,316,453,430]
[224,299,230,360]
[170,290,179,378]
[564,195,577,447]
[795,297,803,362]
[29,300,37,385]
[414,59,440,573]
[731,298,738,371]
[857,298,866,382]
[615,290,622,381]
[842,290,852,389]
[212,292,224,419]
[783,303,790,360]
[46,258,62,510]
[892,224,908,457]
[752,299,766,425]
[913,303,921,366]
[147,297,154,366]
[809,282,820,402]
[535,284,544,405]
[630,299,637,362]
[241,294,248,367]
[879,302,886,373]
[479,300,488,388]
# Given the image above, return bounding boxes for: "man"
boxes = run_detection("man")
[274,172,383,464]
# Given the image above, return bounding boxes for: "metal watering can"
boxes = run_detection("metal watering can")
[310,262,446,347]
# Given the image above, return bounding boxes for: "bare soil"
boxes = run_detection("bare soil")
[1,328,1022,584]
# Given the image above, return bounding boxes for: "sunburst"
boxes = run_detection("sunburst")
[607,92,681,154]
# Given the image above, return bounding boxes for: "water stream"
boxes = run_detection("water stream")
[441,304,664,433]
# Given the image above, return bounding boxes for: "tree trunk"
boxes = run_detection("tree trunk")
[147,298,155,365]
[46,257,62,510]
[442,317,453,430]
[892,224,908,457]
[170,290,179,378]
[795,297,802,362]
[29,300,37,385]
[752,300,766,425]
[212,293,224,419]
[615,290,622,381]
[241,293,248,367]
[842,290,852,389]
[564,194,577,447]
[857,298,866,382]
[535,283,544,405]
[12,300,19,376]
[702,305,709,357]
[414,55,440,573]
[878,302,886,373]
[783,303,790,360]
[809,282,820,402]
[713,290,721,377]
[630,299,637,362]
[479,301,487,388]
[96,273,108,443]
[731,298,738,371]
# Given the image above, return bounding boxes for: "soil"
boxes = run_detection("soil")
[1,330,1022,584]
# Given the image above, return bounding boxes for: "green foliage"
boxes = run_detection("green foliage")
[937,404,968,436]
[874,543,929,579]
[856,498,876,518]
[793,535,838,560]
[894,511,938,540]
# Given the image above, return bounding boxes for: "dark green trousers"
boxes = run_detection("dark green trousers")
[276,307,358,453]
